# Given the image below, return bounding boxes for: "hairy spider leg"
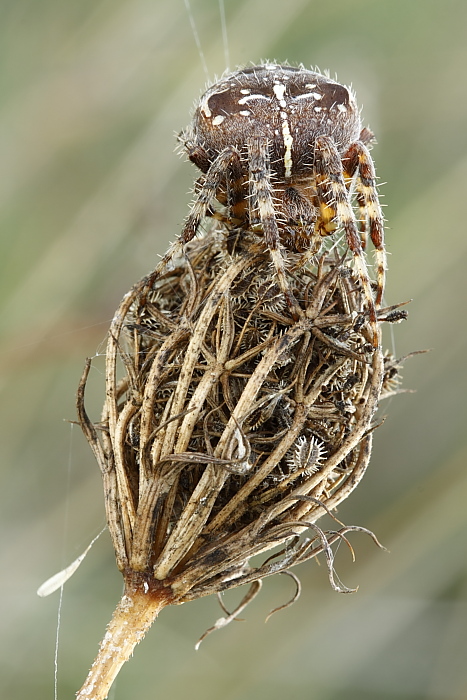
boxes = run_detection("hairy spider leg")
[342,131,379,247]
[355,143,386,307]
[313,135,380,347]
[247,137,302,318]
[343,140,386,307]
[158,147,243,272]
[343,142,368,248]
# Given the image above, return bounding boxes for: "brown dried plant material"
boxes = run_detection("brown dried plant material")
[76,228,404,699]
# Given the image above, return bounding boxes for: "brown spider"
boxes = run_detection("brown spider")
[161,63,385,346]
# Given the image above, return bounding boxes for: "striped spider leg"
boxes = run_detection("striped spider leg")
[343,137,386,307]
[247,136,302,317]
[157,146,242,272]
[314,134,385,345]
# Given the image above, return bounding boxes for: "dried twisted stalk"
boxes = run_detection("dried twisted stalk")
[76,231,402,699]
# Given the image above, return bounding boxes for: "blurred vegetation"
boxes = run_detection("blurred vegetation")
[1,1,467,699]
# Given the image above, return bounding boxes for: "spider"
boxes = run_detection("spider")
[160,63,385,346]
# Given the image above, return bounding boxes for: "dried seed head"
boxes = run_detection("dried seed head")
[78,229,394,608]
[74,205,413,700]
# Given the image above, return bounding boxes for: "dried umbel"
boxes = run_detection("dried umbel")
[76,231,404,698]
[75,63,406,699]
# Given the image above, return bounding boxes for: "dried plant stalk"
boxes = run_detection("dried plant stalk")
[75,228,404,699]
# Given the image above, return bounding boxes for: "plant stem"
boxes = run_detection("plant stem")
[76,574,173,700]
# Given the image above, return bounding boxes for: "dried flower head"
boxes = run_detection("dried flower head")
[76,229,406,698]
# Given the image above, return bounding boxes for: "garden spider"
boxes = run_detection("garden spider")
[161,63,385,346]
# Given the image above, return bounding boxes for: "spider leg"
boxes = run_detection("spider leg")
[354,142,386,308]
[248,137,302,318]
[158,146,242,272]
[314,135,379,347]
[343,141,386,308]
[342,143,367,250]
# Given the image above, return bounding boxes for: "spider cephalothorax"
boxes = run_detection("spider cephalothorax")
[166,63,385,345]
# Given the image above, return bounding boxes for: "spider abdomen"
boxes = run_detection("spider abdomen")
[183,63,361,179]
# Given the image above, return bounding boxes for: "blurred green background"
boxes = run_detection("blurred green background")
[1,0,467,698]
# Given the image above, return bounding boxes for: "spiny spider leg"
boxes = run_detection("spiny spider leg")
[158,146,242,271]
[343,139,386,307]
[314,135,379,346]
[343,138,368,249]
[248,137,302,319]
[354,143,386,308]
